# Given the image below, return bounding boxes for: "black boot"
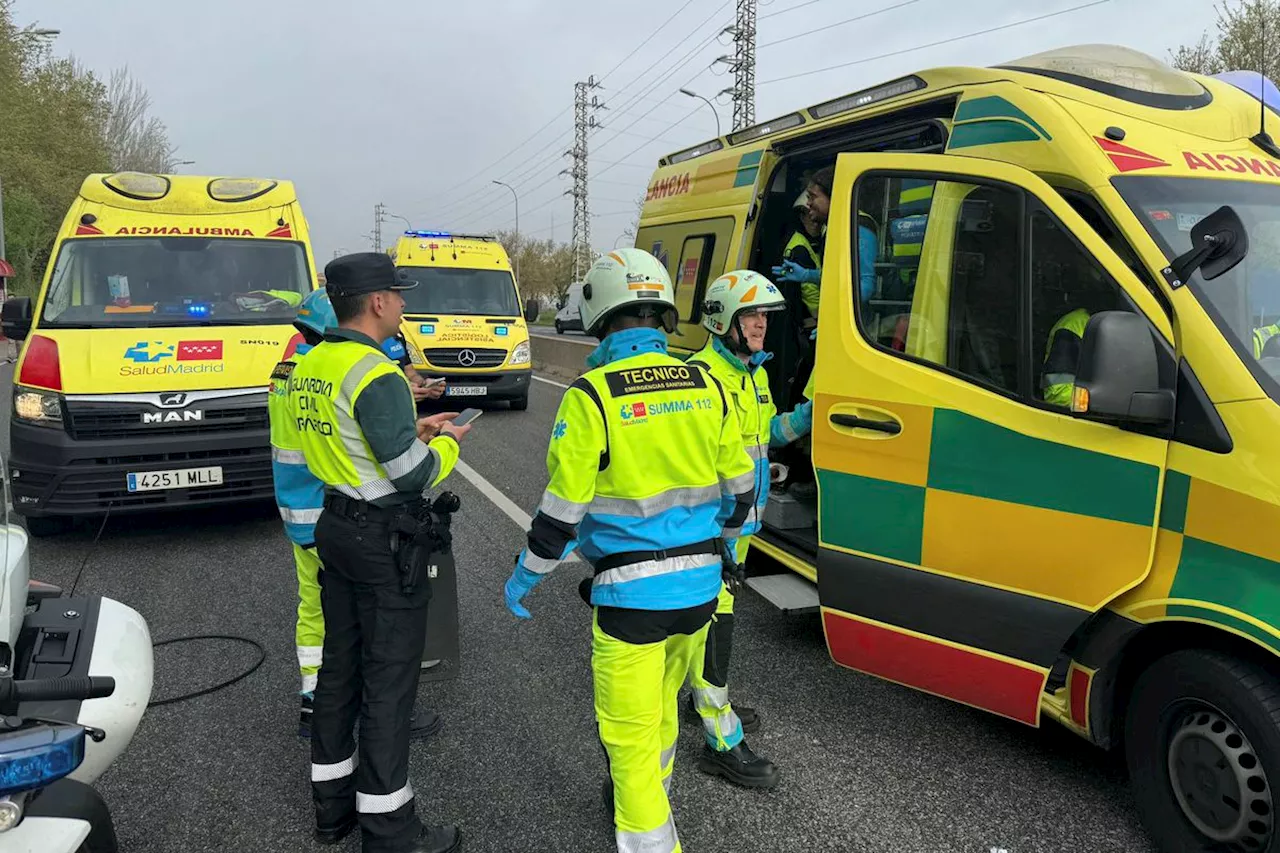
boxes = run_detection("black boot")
[697,740,780,789]
[312,815,356,846]
[410,704,443,740]
[737,704,761,734]
[298,693,314,739]
[404,824,462,853]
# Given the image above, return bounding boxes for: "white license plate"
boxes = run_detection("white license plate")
[446,386,487,397]
[126,466,224,493]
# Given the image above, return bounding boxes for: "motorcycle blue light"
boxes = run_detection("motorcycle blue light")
[0,726,85,796]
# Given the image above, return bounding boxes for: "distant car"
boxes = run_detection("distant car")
[554,283,585,334]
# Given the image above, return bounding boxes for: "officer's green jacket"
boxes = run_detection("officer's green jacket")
[287,329,458,507]
[1255,323,1280,359]
[514,327,756,610]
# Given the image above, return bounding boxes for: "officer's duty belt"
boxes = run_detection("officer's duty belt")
[593,539,721,574]
[324,493,419,524]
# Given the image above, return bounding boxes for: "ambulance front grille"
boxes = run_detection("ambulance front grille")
[423,347,508,369]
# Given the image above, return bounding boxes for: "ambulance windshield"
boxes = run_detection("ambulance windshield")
[396,266,520,317]
[40,237,312,328]
[1116,176,1280,399]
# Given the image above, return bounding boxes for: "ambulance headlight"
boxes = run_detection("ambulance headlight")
[13,390,63,427]
[508,341,531,366]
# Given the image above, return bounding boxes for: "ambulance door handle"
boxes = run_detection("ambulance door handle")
[830,413,901,435]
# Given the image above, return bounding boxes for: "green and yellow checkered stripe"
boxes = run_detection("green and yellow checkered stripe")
[817,406,1160,610]
[1129,470,1280,653]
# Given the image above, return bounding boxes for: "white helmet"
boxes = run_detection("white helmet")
[701,269,786,337]
[579,248,677,337]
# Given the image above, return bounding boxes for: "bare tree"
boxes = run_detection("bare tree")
[105,66,178,173]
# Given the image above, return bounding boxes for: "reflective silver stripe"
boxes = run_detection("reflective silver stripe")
[272,447,307,465]
[311,752,357,782]
[704,709,741,741]
[662,774,672,794]
[1042,372,1074,388]
[357,782,414,814]
[660,743,676,772]
[334,353,396,486]
[722,525,744,539]
[297,645,323,668]
[778,415,801,444]
[522,551,560,574]
[693,684,730,711]
[336,484,361,499]
[382,439,429,480]
[589,485,721,518]
[616,814,678,853]
[539,491,588,524]
[280,507,323,525]
[746,442,768,461]
[301,672,318,693]
[355,479,398,501]
[593,553,719,588]
[722,470,755,495]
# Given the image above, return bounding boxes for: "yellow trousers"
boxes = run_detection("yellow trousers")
[593,609,709,853]
[294,544,325,694]
[689,536,751,749]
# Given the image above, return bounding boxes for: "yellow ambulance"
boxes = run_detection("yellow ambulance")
[638,45,1280,852]
[3,172,317,536]
[388,231,534,410]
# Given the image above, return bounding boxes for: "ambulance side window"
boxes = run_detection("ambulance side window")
[854,175,1024,396]
[675,235,716,323]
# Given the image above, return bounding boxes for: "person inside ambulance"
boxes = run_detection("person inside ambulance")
[685,269,813,740]
[1041,307,1091,407]
[772,165,878,310]
[777,189,825,326]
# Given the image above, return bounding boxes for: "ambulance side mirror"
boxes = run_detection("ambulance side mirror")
[1071,311,1174,427]
[1,298,32,342]
[523,299,539,323]
[1167,205,1249,286]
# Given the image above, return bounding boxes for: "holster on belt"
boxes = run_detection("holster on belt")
[389,496,457,595]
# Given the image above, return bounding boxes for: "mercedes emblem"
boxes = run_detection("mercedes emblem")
[458,349,477,367]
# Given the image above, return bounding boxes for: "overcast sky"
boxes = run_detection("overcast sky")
[19,0,1213,262]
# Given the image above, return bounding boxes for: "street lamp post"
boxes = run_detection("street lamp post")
[678,88,722,137]
[491,180,521,282]
[388,213,412,231]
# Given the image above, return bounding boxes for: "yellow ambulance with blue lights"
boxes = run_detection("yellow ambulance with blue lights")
[2,172,317,536]
[638,44,1280,851]
[388,231,534,410]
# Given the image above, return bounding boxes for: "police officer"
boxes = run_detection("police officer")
[685,270,812,765]
[382,331,446,402]
[269,289,445,741]
[502,248,774,853]
[291,253,470,853]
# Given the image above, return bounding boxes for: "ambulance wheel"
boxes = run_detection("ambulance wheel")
[23,515,70,538]
[1126,649,1280,852]
[510,394,529,412]
[555,321,564,335]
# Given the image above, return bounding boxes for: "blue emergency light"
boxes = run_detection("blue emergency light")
[187,303,212,318]
[0,725,86,796]
[407,230,452,239]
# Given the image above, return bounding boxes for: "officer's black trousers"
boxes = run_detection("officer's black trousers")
[311,507,430,853]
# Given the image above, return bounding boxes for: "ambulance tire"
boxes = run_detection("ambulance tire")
[510,393,529,411]
[1126,649,1280,853]
[23,515,70,538]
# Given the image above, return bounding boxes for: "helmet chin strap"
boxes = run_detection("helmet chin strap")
[723,313,754,357]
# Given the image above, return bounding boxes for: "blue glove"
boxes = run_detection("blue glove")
[504,555,546,620]
[771,260,821,285]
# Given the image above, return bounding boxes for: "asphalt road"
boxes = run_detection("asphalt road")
[530,324,596,343]
[6,367,1159,853]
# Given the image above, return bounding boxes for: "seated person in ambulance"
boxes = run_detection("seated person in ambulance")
[776,189,825,326]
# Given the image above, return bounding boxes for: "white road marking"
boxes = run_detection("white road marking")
[533,374,570,390]
[454,460,532,529]
[453,459,582,564]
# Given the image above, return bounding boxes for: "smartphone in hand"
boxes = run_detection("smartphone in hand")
[452,408,483,427]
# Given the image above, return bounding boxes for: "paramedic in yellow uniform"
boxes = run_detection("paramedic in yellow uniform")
[501,248,774,853]
[686,270,813,749]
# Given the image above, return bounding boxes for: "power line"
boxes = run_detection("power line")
[599,0,705,83]
[760,0,839,18]
[595,103,704,182]
[758,0,920,50]
[760,0,1111,85]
